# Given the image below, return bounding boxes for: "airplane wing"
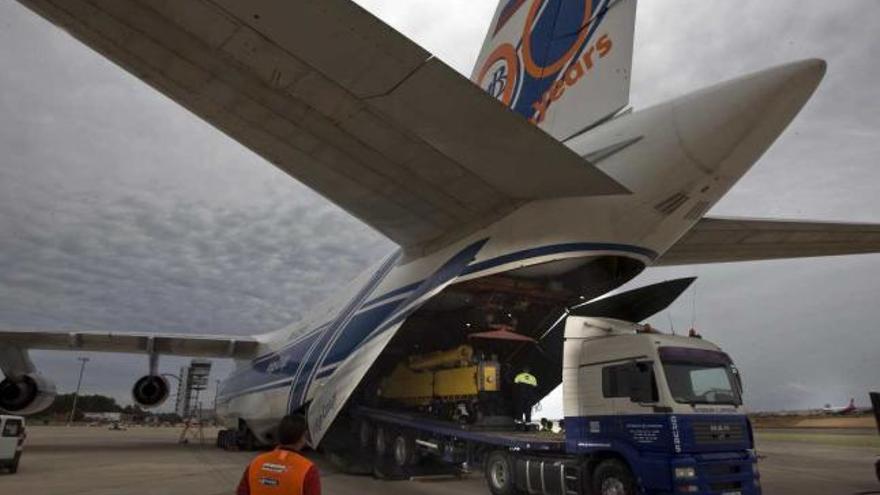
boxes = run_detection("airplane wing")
[16,0,627,252]
[657,216,880,265]
[0,329,260,359]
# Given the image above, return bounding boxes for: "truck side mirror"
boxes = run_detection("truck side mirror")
[627,361,656,404]
[731,365,743,394]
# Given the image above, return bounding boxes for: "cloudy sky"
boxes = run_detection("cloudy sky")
[0,0,878,415]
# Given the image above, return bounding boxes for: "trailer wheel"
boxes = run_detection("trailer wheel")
[392,432,416,467]
[592,459,636,495]
[358,420,373,451]
[485,451,517,495]
[374,425,389,458]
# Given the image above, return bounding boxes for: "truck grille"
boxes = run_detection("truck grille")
[692,421,745,444]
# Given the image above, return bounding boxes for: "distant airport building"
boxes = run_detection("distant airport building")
[174,359,212,418]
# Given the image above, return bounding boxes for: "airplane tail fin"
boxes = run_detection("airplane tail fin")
[471,0,637,141]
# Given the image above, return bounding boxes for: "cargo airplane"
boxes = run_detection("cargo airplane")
[2,0,880,450]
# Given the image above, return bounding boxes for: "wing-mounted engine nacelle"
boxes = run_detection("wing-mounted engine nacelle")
[0,373,57,415]
[132,375,170,408]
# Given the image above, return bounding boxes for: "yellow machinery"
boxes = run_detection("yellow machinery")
[379,345,500,407]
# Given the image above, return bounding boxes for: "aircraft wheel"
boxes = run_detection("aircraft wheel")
[392,431,416,467]
[238,427,256,451]
[221,430,231,450]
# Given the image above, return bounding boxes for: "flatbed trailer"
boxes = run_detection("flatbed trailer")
[356,405,564,453]
[353,405,584,495]
[353,406,565,453]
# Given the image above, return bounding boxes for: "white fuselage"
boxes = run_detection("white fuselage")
[216,59,825,441]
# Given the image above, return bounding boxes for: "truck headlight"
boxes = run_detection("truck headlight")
[674,466,697,479]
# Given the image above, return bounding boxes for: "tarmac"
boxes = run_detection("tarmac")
[0,426,877,495]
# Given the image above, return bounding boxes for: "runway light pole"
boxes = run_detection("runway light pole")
[67,357,90,426]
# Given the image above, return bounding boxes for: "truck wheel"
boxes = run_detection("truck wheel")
[485,451,517,495]
[9,453,21,474]
[592,459,636,495]
[358,420,373,451]
[392,432,416,467]
[374,425,389,458]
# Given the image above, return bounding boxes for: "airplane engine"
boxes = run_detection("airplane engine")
[0,373,57,415]
[132,375,170,408]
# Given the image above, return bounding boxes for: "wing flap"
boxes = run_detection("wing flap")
[0,329,260,359]
[658,216,880,265]
[18,0,627,251]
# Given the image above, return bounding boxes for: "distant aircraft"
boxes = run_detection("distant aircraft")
[823,398,857,415]
[2,0,880,449]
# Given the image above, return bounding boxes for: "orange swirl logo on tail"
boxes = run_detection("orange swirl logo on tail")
[530,33,613,124]
[477,0,614,123]
[477,43,519,106]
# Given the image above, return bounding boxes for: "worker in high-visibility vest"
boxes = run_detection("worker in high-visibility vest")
[512,367,538,429]
[236,415,320,495]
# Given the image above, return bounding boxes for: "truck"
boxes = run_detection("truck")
[353,316,760,495]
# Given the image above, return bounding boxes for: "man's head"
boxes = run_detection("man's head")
[277,414,309,449]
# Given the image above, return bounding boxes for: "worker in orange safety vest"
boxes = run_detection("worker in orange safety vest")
[236,415,320,495]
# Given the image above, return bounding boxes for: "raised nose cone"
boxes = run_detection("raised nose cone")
[674,58,826,175]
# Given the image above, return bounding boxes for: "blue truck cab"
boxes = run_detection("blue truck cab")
[559,316,760,495]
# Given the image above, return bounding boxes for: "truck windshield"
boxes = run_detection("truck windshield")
[659,347,742,406]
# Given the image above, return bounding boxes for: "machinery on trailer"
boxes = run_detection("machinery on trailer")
[378,343,503,421]
[354,315,761,495]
